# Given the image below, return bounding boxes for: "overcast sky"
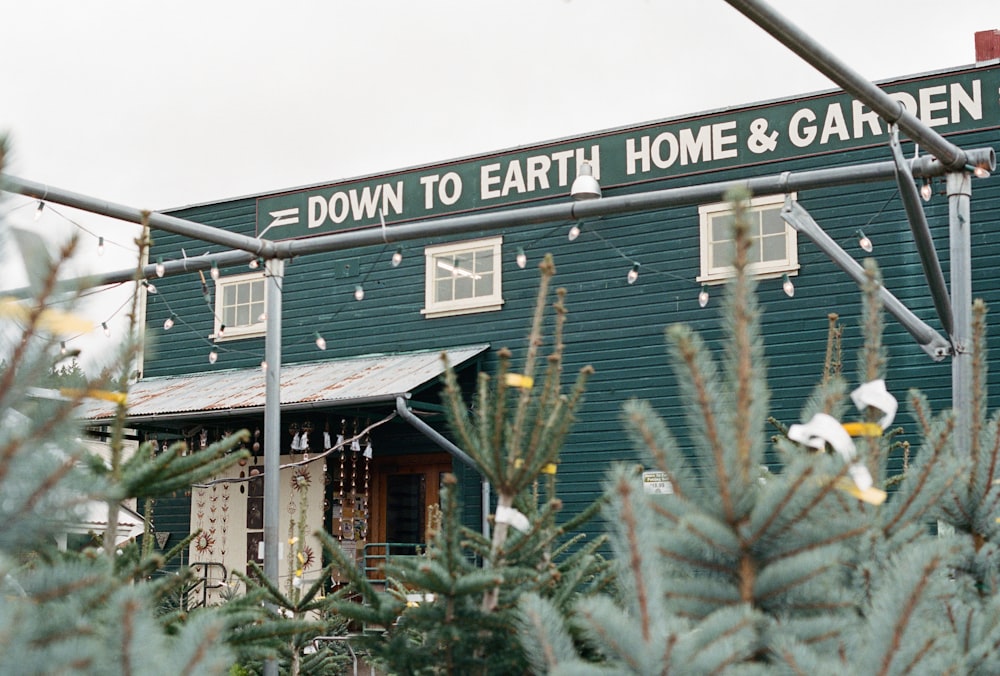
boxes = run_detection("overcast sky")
[1,0,996,368]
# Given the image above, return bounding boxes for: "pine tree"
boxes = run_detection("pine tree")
[0,134,266,674]
[323,253,611,675]
[516,187,1000,674]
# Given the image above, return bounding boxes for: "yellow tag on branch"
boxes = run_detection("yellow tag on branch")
[841,422,884,437]
[836,478,887,505]
[504,373,534,389]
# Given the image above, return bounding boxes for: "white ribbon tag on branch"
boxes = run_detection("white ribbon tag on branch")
[788,413,857,462]
[495,505,531,533]
[850,379,897,428]
[789,413,878,493]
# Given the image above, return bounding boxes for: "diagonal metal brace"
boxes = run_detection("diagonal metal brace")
[889,129,954,338]
[781,199,951,361]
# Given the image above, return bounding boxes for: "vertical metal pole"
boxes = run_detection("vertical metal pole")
[263,257,284,676]
[948,172,972,454]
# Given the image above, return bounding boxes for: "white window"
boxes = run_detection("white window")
[423,236,504,318]
[215,272,267,340]
[698,193,799,284]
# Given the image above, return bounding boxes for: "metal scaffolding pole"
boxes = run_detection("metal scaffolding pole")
[262,257,283,676]
[948,172,973,453]
[724,0,970,171]
[4,149,992,294]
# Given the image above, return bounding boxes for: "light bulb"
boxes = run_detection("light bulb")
[782,274,795,298]
[97,236,105,256]
[516,247,527,269]
[698,285,710,308]
[261,360,267,372]
[34,201,44,221]
[391,248,403,267]
[210,262,220,280]
[60,341,67,355]
[258,312,267,322]
[856,230,873,253]
[102,322,111,337]
[163,316,175,330]
[248,258,259,270]
[568,224,581,241]
[209,350,218,364]
[920,179,933,202]
[144,281,157,294]
[354,285,365,301]
[974,165,990,178]
[627,263,640,285]
[155,257,165,277]
[217,324,226,339]
[315,332,327,350]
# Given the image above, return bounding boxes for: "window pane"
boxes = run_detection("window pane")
[223,307,236,326]
[435,279,452,303]
[250,280,264,302]
[711,241,735,269]
[454,276,474,300]
[760,234,786,262]
[761,208,785,235]
[236,305,250,327]
[475,249,493,274]
[223,285,236,305]
[711,213,733,242]
[475,271,493,296]
[251,300,264,323]
[236,283,250,305]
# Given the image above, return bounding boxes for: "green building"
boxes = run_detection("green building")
[85,58,1000,596]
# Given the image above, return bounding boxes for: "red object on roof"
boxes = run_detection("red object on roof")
[976,30,1000,62]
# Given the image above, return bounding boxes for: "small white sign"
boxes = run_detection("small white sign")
[642,471,674,495]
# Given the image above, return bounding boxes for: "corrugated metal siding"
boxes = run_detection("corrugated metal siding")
[146,116,1000,543]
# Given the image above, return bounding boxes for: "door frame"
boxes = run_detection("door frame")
[369,452,453,546]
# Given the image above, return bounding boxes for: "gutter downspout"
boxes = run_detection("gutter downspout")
[395,396,490,538]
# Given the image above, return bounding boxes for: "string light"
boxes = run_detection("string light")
[209,350,218,364]
[354,285,365,301]
[856,229,873,253]
[516,247,527,269]
[143,280,158,294]
[260,360,267,372]
[155,257,166,277]
[210,261,220,281]
[34,201,44,221]
[59,341,67,355]
[102,322,111,337]
[217,324,226,339]
[698,285,710,308]
[627,263,640,285]
[315,332,327,350]
[968,163,991,179]
[782,273,795,297]
[163,316,175,330]
[920,179,933,202]
[258,312,267,322]
[568,223,581,241]
[391,248,403,267]
[97,237,105,257]
[249,258,260,270]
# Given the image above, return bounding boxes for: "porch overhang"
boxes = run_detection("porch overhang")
[81,344,489,424]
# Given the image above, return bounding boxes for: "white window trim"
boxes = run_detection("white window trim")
[697,193,799,284]
[214,271,267,340]
[422,236,504,319]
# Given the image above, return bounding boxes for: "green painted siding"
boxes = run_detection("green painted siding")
[143,66,1000,543]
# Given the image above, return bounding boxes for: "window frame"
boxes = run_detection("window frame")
[697,193,799,284]
[214,271,267,340]
[422,236,504,319]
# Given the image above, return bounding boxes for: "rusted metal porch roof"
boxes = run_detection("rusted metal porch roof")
[82,344,489,423]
